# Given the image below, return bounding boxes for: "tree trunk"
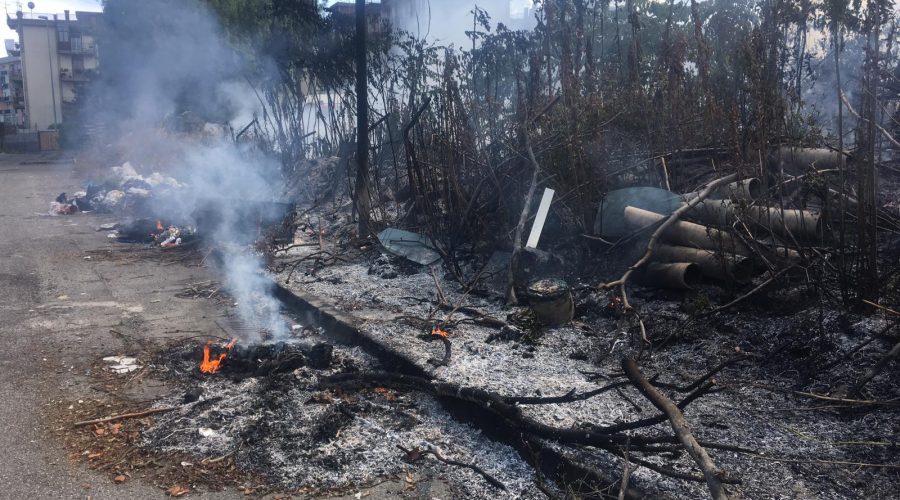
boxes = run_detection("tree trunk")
[354,0,371,238]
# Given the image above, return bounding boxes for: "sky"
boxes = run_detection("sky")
[0,0,534,56]
[0,0,102,56]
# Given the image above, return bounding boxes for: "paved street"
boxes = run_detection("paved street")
[0,154,237,498]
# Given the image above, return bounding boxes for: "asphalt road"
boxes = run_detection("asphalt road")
[0,154,239,499]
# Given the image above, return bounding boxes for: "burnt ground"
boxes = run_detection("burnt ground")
[5,151,898,499]
[0,153,545,498]
[268,213,900,499]
[0,153,263,498]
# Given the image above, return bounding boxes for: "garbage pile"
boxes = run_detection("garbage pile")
[106,218,197,248]
[48,162,182,217]
[49,161,199,249]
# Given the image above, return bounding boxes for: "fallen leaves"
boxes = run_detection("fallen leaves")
[372,387,398,401]
[166,485,191,497]
[114,474,127,483]
[404,467,416,491]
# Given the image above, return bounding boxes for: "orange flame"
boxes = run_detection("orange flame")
[156,220,164,232]
[199,338,238,374]
[431,326,449,338]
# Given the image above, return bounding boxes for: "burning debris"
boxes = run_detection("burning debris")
[137,338,544,498]
[35,0,900,498]
[198,338,237,374]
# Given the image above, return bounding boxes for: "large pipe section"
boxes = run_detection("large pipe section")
[625,205,801,262]
[651,243,756,283]
[684,178,762,203]
[638,262,702,290]
[681,199,823,240]
[772,146,843,173]
[624,206,752,256]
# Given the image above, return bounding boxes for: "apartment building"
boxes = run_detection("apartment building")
[6,9,101,130]
[0,56,25,127]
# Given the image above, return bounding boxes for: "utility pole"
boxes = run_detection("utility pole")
[354,0,371,238]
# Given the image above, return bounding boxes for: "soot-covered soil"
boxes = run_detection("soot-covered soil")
[270,229,900,499]
[141,337,545,498]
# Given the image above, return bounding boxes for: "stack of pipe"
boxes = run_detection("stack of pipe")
[682,178,823,240]
[616,173,827,289]
[623,206,755,289]
[685,199,823,240]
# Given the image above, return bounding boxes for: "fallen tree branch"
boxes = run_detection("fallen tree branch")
[320,371,712,448]
[623,359,732,500]
[618,443,633,500]
[73,406,176,427]
[848,338,900,397]
[650,356,747,393]
[398,445,506,490]
[507,380,631,405]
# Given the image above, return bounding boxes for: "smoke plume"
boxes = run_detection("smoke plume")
[94,0,289,341]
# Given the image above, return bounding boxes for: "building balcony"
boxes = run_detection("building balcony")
[57,45,97,56]
[60,69,92,82]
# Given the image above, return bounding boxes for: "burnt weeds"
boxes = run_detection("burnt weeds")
[136,339,545,498]
[266,223,900,499]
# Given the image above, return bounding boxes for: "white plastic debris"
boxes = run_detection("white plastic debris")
[102,355,140,374]
[198,427,220,438]
[103,190,126,208]
[526,187,555,249]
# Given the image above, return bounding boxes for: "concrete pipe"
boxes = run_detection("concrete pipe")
[681,200,822,241]
[682,198,736,227]
[684,178,762,203]
[746,206,823,240]
[639,262,702,290]
[624,206,752,256]
[773,147,842,174]
[651,243,756,283]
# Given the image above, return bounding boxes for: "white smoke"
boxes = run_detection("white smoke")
[94,0,290,341]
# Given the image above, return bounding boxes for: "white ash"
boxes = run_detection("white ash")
[143,344,544,498]
[272,246,900,499]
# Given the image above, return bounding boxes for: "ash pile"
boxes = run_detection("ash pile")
[143,335,543,498]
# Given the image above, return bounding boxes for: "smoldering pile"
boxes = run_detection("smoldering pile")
[142,338,544,498]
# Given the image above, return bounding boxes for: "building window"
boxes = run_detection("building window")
[57,26,69,43]
[71,36,82,51]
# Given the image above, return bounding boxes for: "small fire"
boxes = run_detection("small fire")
[199,338,238,374]
[431,326,449,338]
[156,220,164,232]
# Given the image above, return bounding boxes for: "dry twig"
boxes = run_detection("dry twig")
[623,359,732,500]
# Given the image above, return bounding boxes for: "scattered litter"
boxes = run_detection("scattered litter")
[49,200,78,215]
[166,485,191,497]
[102,355,141,374]
[198,427,221,438]
[378,228,441,265]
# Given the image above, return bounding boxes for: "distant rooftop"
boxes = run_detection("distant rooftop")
[7,10,103,30]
